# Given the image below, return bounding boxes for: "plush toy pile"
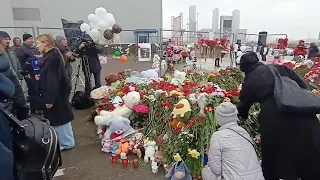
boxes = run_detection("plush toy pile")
[90,66,263,179]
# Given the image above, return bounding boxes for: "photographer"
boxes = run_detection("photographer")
[55,35,75,96]
[75,34,102,94]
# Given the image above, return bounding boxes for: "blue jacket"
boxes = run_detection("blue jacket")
[0,52,15,180]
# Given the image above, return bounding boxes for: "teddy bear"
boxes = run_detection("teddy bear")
[170,70,186,86]
[102,116,135,143]
[116,139,130,156]
[101,141,118,154]
[141,69,159,79]
[94,91,140,126]
[172,46,183,63]
[154,148,167,166]
[144,139,157,163]
[105,73,123,86]
[152,54,167,70]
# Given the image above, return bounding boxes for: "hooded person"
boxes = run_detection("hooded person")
[307,42,319,60]
[237,52,320,179]
[202,102,264,180]
[293,40,307,57]
[55,35,75,95]
[0,48,17,180]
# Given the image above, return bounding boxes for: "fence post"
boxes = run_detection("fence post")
[32,26,36,37]
[159,28,163,76]
[36,26,40,36]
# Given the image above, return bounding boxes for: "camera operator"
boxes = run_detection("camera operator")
[55,35,75,96]
[75,34,102,94]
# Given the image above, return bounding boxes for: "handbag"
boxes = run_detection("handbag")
[0,107,62,180]
[267,65,320,114]
[71,91,95,110]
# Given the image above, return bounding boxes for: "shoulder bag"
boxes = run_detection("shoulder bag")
[267,65,320,114]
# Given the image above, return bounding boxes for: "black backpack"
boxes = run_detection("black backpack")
[71,91,94,110]
[0,107,62,180]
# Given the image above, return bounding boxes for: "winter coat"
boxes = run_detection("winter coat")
[237,63,320,179]
[3,48,23,80]
[39,48,74,126]
[0,71,15,180]
[293,40,307,57]
[14,43,40,72]
[206,122,264,180]
[0,52,27,108]
[55,40,75,90]
[307,43,319,59]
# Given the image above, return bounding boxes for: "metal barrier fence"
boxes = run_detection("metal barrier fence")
[236,33,288,45]
[0,27,36,40]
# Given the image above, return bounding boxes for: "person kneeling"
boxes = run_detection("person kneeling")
[202,102,264,180]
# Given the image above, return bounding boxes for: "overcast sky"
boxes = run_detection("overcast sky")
[163,0,319,40]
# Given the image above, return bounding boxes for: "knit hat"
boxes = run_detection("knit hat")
[55,35,66,42]
[0,31,11,39]
[239,52,263,74]
[22,33,33,41]
[215,102,238,126]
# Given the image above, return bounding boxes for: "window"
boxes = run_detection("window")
[12,8,41,21]
[138,35,148,43]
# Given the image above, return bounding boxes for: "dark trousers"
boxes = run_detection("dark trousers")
[85,71,101,94]
[262,54,267,62]
[25,77,43,113]
[214,58,220,67]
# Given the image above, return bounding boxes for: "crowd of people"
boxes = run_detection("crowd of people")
[0,31,103,179]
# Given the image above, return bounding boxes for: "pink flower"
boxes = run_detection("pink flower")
[133,104,149,114]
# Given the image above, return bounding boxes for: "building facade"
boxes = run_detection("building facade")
[232,10,240,33]
[212,8,219,34]
[0,0,162,43]
[188,5,197,42]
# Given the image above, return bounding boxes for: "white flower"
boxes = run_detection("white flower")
[174,153,182,162]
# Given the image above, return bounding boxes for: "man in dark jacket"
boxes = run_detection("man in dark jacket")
[76,35,102,94]
[0,32,29,120]
[0,49,17,180]
[307,42,319,60]
[11,37,21,51]
[238,52,320,180]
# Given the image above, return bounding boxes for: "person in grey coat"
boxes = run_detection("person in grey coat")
[55,35,75,95]
[202,102,264,180]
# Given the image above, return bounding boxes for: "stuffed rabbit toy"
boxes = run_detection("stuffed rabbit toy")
[165,161,192,180]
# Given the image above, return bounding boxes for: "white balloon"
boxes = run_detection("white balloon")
[95,7,108,18]
[97,21,108,31]
[105,13,116,26]
[88,14,98,24]
[80,23,91,33]
[90,23,97,29]
[89,29,100,42]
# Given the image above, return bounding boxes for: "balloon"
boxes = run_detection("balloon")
[106,13,116,27]
[88,14,98,24]
[120,55,128,63]
[103,29,114,40]
[112,24,122,34]
[90,23,97,29]
[89,29,100,42]
[188,56,193,60]
[80,23,90,33]
[114,51,121,57]
[97,21,108,31]
[95,7,107,18]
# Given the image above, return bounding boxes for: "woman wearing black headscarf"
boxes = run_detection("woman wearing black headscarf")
[307,42,319,60]
[237,52,320,180]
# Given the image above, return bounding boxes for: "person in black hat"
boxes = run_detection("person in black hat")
[237,52,320,179]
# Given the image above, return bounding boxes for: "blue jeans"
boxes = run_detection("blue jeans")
[54,122,75,150]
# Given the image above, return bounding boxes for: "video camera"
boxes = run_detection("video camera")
[74,33,96,56]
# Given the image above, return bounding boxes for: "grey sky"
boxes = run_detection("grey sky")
[163,0,318,40]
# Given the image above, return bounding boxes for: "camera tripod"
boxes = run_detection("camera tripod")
[71,55,92,94]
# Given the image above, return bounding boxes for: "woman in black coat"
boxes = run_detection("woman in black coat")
[237,52,320,180]
[36,34,75,150]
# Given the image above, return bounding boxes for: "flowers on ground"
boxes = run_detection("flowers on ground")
[133,104,149,114]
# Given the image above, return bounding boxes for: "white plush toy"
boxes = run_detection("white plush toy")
[152,54,167,70]
[141,69,159,79]
[144,139,157,163]
[94,91,141,126]
[170,70,186,86]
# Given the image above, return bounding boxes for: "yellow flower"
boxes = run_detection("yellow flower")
[117,92,123,96]
[123,82,127,86]
[312,89,318,94]
[169,90,183,97]
[166,76,172,80]
[208,73,217,78]
[188,148,200,159]
[173,153,182,162]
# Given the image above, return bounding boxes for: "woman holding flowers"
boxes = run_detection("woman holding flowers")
[238,52,320,180]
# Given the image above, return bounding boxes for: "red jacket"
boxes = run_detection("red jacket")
[294,40,307,56]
